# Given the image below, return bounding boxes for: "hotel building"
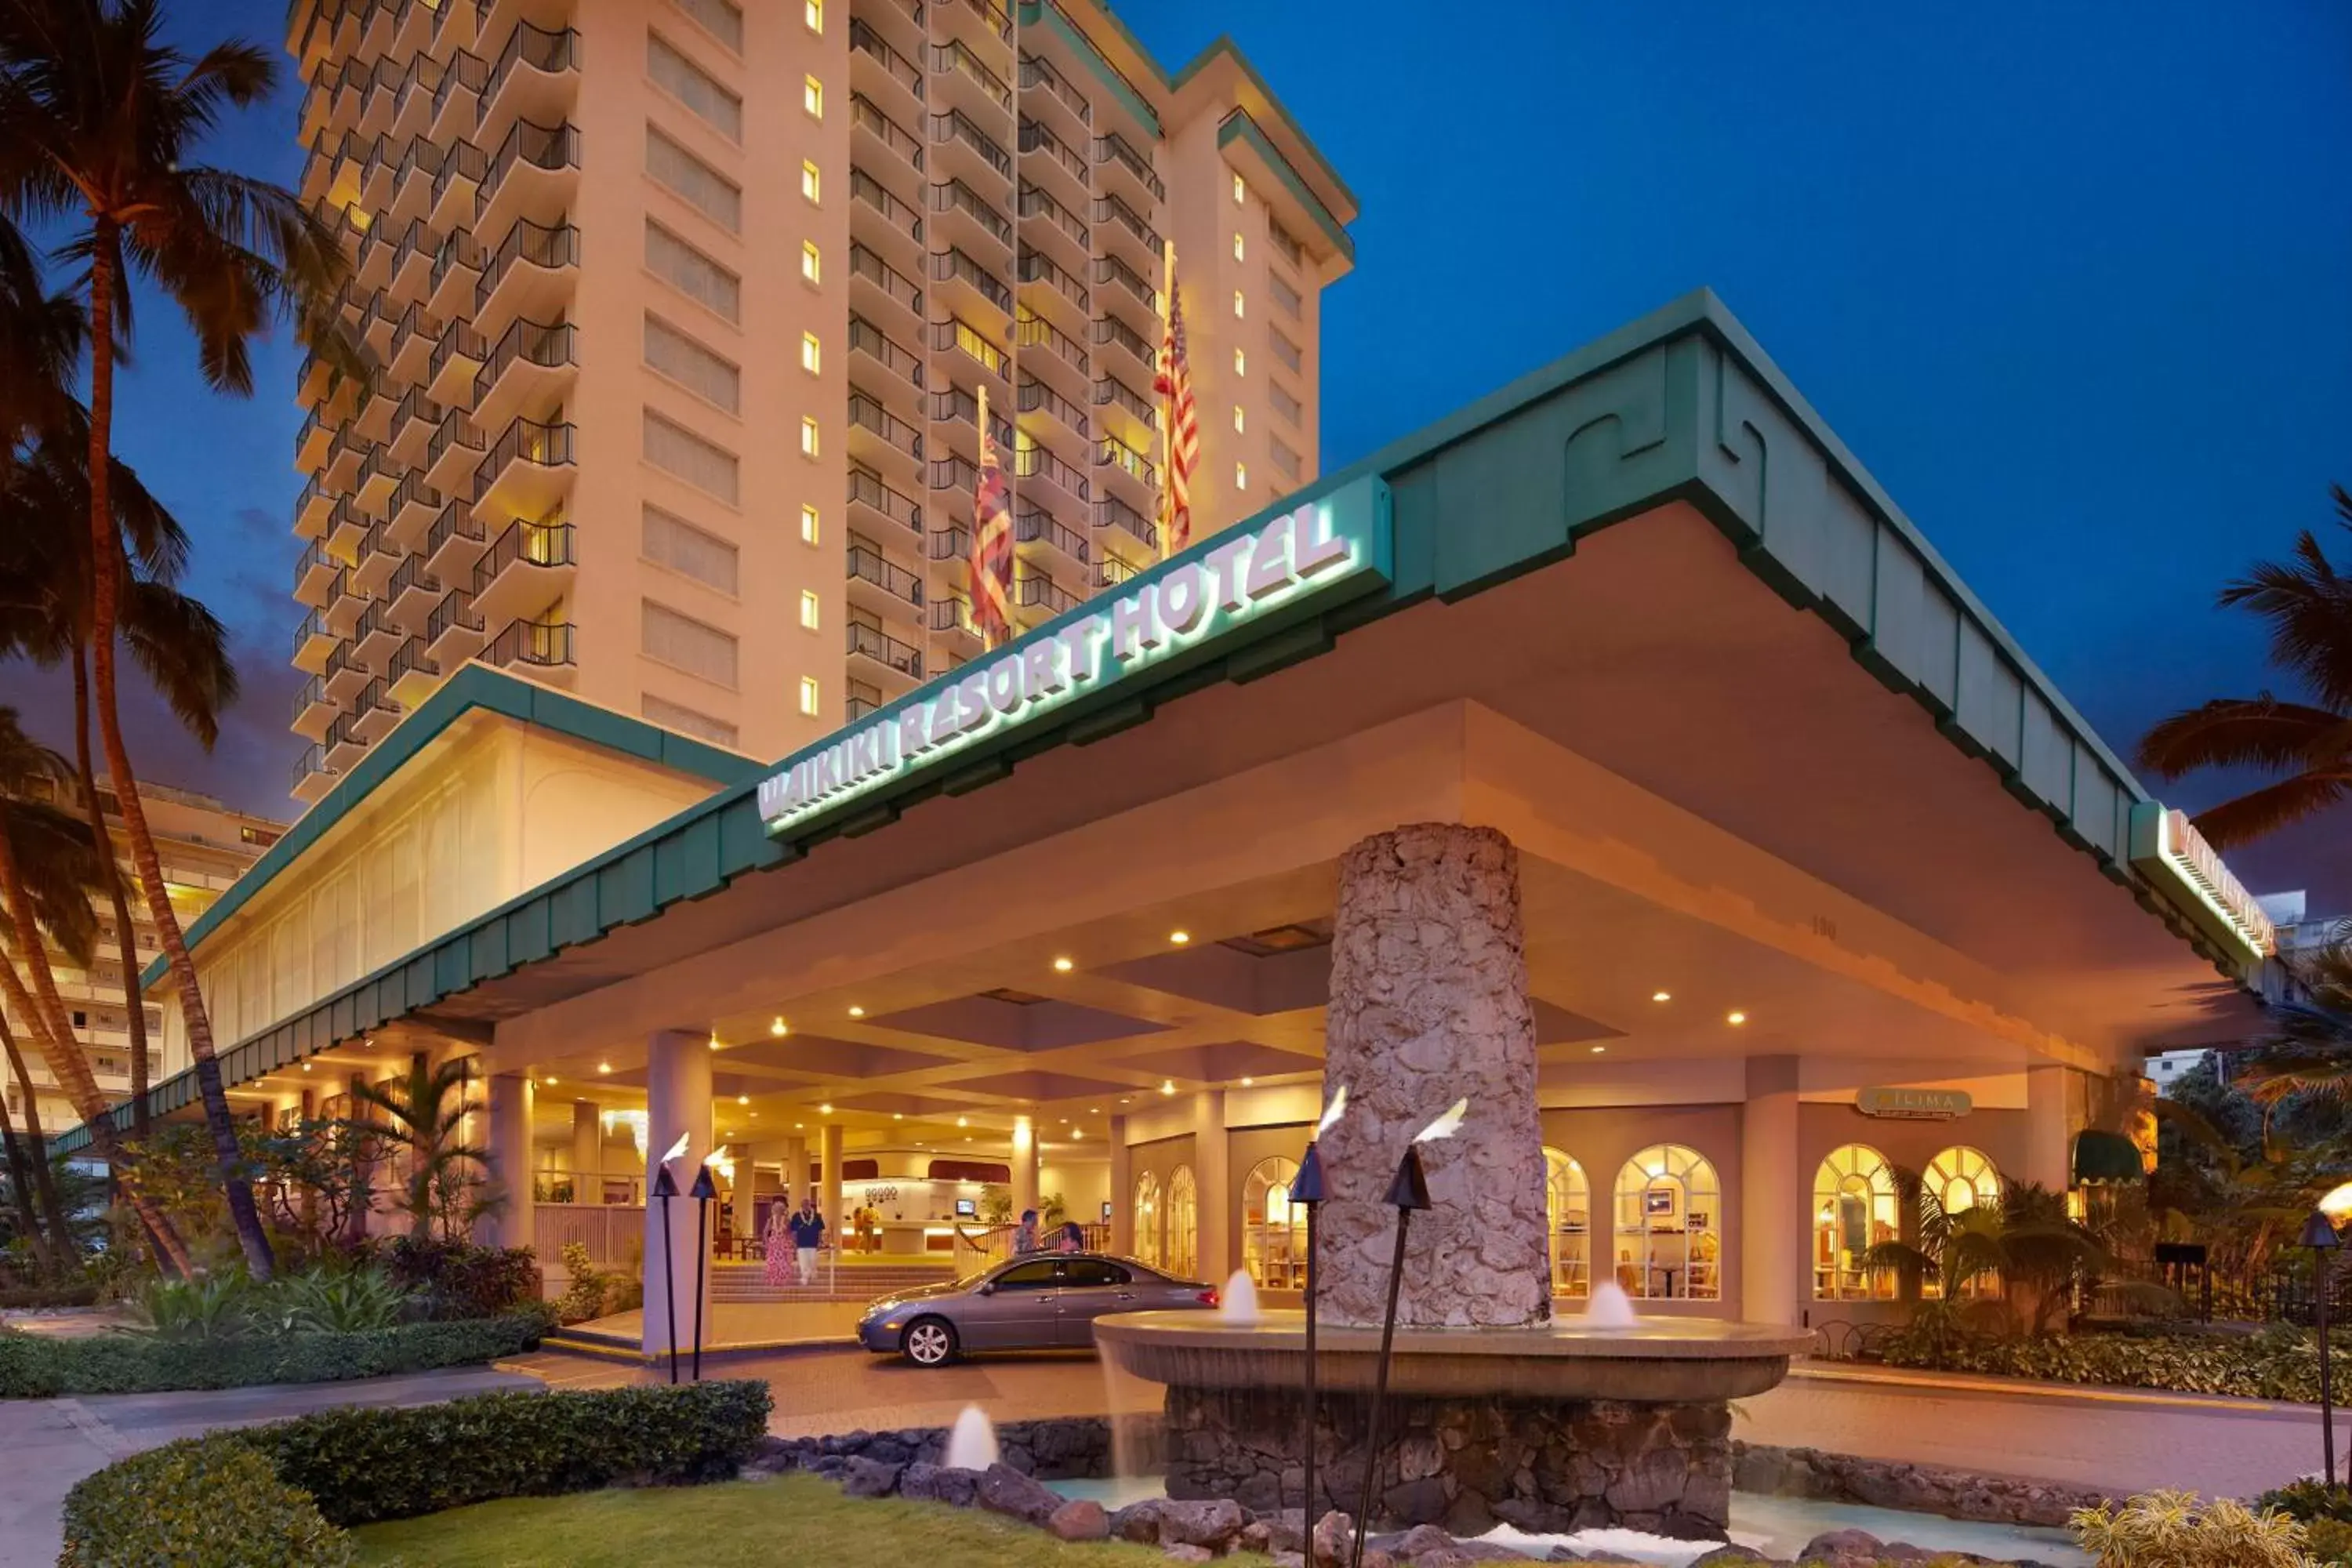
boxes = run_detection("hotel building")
[283,0,1356,803]
[1,779,281,1134]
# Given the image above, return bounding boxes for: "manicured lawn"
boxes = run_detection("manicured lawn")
[349,1472,1267,1566]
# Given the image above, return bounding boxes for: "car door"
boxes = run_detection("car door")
[1054,1258,1138,1346]
[967,1258,1062,1349]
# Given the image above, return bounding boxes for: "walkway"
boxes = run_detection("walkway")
[0,1366,538,1568]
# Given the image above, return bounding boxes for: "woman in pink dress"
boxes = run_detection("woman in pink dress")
[764,1203,799,1287]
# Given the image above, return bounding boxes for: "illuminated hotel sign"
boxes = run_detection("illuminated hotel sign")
[2126,800,2276,967]
[1856,1087,1972,1121]
[760,481,1392,834]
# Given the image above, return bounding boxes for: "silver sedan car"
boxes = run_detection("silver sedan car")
[856,1252,1218,1366]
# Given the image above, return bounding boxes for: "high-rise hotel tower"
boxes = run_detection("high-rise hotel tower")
[284,0,1356,800]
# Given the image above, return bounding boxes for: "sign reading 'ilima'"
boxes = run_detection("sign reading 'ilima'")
[1856,1087,1973,1121]
[759,484,1390,834]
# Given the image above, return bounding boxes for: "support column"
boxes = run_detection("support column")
[1741,1055,1802,1327]
[729,1151,757,1243]
[481,1073,535,1252]
[1109,1115,1132,1254]
[819,1123,844,1247]
[1318,824,1548,1329]
[1194,1089,1230,1284]
[1011,1115,1040,1219]
[2026,1064,2076,1196]
[642,1029,713,1360]
[785,1135,809,1204]
[570,1101,601,1203]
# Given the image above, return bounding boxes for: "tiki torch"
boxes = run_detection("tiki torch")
[653,1131,690,1385]
[1294,1086,1346,1530]
[1352,1098,1466,1568]
[690,1146,728,1383]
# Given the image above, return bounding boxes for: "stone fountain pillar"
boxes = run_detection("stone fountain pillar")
[1316,823,1550,1329]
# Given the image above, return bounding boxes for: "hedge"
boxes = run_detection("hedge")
[0,1281,100,1310]
[57,1381,774,1565]
[1879,1322,2346,1402]
[0,1309,551,1397]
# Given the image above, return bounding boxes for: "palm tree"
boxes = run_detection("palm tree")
[352,1056,492,1243]
[0,0,361,1276]
[0,212,79,474]
[2137,487,2352,848]
[0,1011,67,1275]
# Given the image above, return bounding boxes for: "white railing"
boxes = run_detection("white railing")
[536,1203,636,1265]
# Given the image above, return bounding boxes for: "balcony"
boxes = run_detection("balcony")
[1017,52,1089,138]
[426,228,486,320]
[384,470,445,550]
[426,136,487,234]
[387,299,444,384]
[472,318,575,430]
[348,676,403,744]
[929,39,1010,120]
[1096,129,1164,202]
[386,386,443,466]
[292,607,336,673]
[423,497,488,585]
[295,405,332,471]
[848,242,925,336]
[291,673,337,742]
[848,314,925,395]
[426,321,490,407]
[1017,375,1089,445]
[296,474,336,538]
[1013,436,1089,510]
[931,316,1008,386]
[1092,554,1139,591]
[351,518,402,595]
[1012,569,1078,622]
[1093,191,1162,274]
[1014,508,1089,577]
[478,23,577,153]
[1017,117,1089,205]
[1092,313,1155,376]
[473,517,575,630]
[848,464,924,539]
[929,246,1011,321]
[324,492,368,560]
[476,118,579,242]
[474,216,575,339]
[1091,372,1155,444]
[928,523,971,566]
[847,388,924,474]
[928,450,980,496]
[845,679,886,723]
[846,621,924,687]
[848,20,924,119]
[1094,492,1160,564]
[1094,252,1161,331]
[383,133,442,229]
[1096,432,1158,514]
[291,742,338,805]
[846,543,926,626]
[386,634,441,706]
[930,108,1011,187]
[1018,181,1090,262]
[383,550,444,632]
[321,636,372,705]
[850,167,925,271]
[322,708,368,775]
[942,0,1011,50]
[931,178,1012,259]
[385,216,436,307]
[294,539,339,607]
[1016,307,1091,385]
[353,597,404,672]
[323,427,368,492]
[424,585,486,665]
[851,93,925,190]
[354,444,402,517]
[478,619,576,683]
[928,591,982,653]
[1017,244,1089,321]
[424,407,487,493]
[932,383,1014,459]
[427,44,488,141]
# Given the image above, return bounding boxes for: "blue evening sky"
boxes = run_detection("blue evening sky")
[29,1,2352,900]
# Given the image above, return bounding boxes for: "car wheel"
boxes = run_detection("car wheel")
[902,1317,958,1367]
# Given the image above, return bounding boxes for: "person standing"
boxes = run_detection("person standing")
[1011,1208,1040,1256]
[788,1195,826,1287]
[764,1201,798,1289]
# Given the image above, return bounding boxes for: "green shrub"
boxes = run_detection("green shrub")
[59,1433,351,1568]
[2260,1478,2352,1523]
[247,1379,773,1525]
[2307,1518,2352,1566]
[133,1272,258,1341]
[554,1240,607,1325]
[272,1267,416,1334]
[1882,1321,2350,1402]
[2071,1489,2309,1566]
[0,1310,550,1396]
[368,1236,542,1320]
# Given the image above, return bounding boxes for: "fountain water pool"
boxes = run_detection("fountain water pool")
[1583,1279,1639,1328]
[1218,1270,1261,1326]
[943,1404,999,1471]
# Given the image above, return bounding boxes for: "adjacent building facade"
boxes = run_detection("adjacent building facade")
[1,779,281,1134]
[284,0,1356,802]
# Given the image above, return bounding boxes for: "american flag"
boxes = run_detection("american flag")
[970,395,1014,648]
[1152,250,1199,557]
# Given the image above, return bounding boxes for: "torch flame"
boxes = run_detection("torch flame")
[659,1131,691,1166]
[706,1144,729,1168]
[1413,1098,1468,1143]
[1316,1084,1348,1136]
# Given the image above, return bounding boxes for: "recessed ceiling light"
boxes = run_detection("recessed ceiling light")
[1052,956,1074,973]
[1726,1011,1747,1026]
[1170,930,1190,945]
[737,1094,750,1105]
[892,1112,904,1120]
[543,1076,557,1087]
[1651,990,1671,1003]
[1071,1128,1082,1139]
[1120,1096,1131,1105]
[750,1111,759,1118]
[300,1061,312,1072]
[819,1102,833,1115]
[794,1121,804,1129]
[956,1116,969,1127]
[707,1035,721,1051]
[771,1017,787,1036]
[1591,1045,1607,1054]
[1089,1106,1101,1113]
[848,1005,866,1018]
[1240,1076,1254,1087]
[964,1136,974,1143]
[597,1062,613,1075]
[1160,1080,1175,1096]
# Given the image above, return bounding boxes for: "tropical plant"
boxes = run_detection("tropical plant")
[0,0,365,1279]
[351,1058,495,1242]
[2138,485,2352,848]
[2072,1488,2310,1567]
[1864,1177,2125,1337]
[273,1267,414,1334]
[131,1270,255,1342]
[553,1241,608,1326]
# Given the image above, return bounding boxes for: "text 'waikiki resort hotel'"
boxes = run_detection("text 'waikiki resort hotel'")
[64,0,2274,1356]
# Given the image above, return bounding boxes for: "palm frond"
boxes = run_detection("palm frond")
[118,579,237,748]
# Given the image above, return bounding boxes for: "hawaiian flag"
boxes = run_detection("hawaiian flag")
[1152,247,1199,557]
[970,390,1014,648]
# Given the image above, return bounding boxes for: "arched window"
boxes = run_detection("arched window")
[1543,1148,1591,1299]
[1813,1144,1899,1301]
[1243,1156,1305,1289]
[1133,1172,1163,1267]
[1613,1145,1721,1300]
[1167,1166,1199,1277]
[1923,1146,2003,1301]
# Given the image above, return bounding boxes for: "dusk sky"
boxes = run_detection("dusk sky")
[20,2,2352,903]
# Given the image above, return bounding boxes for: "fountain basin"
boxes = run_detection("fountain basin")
[1095,1311,1811,1404]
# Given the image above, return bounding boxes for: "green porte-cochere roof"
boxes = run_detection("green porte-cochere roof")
[61,291,2228,1150]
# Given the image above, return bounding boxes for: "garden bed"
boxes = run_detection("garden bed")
[0,1309,551,1396]
[1876,1322,2347,1403]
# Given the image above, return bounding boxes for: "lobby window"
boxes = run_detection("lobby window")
[1544,1149,1591,1300]
[1813,1144,1898,1302]
[805,0,822,32]
[1923,1147,2005,1301]
[648,33,742,143]
[804,75,823,118]
[1232,231,1245,262]
[800,416,820,456]
[801,503,821,545]
[1242,1156,1304,1290]
[1231,172,1244,205]
[1613,1144,1720,1301]
[800,589,821,630]
[1166,1167,1199,1277]
[1133,1172,1163,1268]
[802,332,821,373]
[801,240,821,284]
[801,160,821,203]
[673,0,742,52]
[1232,405,1244,434]
[799,675,821,717]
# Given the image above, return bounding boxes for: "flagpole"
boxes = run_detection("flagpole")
[1158,239,1176,560]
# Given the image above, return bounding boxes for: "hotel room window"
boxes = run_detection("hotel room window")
[804,75,823,118]
[800,416,820,456]
[1231,172,1245,205]
[1232,405,1245,434]
[801,241,821,284]
[1232,231,1245,262]
[1232,347,1245,377]
[805,0,822,33]
[802,332,821,373]
[1233,461,1247,490]
[800,590,821,630]
[802,161,821,203]
[1232,289,1244,319]
[800,504,821,545]
[799,676,821,717]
